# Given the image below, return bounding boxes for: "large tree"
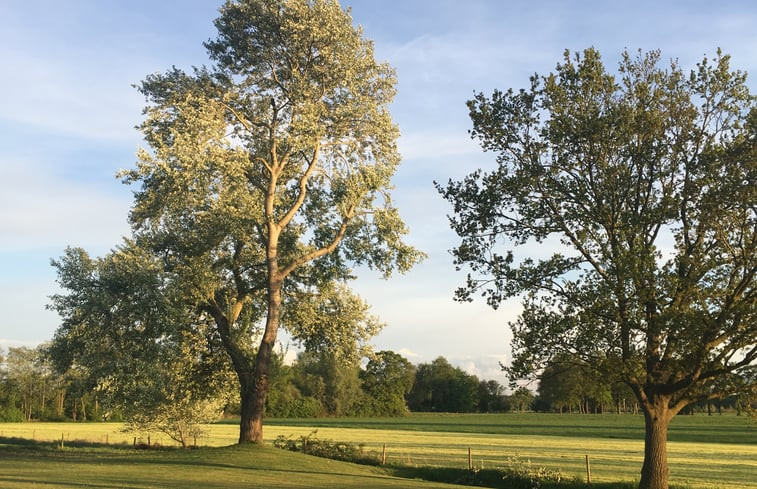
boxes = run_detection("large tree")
[407,357,480,413]
[80,0,421,444]
[360,350,416,415]
[438,48,756,489]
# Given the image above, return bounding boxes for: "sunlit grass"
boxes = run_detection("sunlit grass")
[1,413,754,488]
[0,442,469,489]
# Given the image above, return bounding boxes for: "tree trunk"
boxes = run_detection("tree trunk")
[239,279,282,444]
[639,401,672,489]
[238,372,256,443]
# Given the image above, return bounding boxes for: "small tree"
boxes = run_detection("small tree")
[439,48,755,489]
[49,245,235,440]
[537,355,613,413]
[511,387,535,412]
[121,344,228,448]
[478,379,509,413]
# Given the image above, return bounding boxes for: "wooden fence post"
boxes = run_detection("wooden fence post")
[585,454,591,483]
[381,444,387,465]
[468,447,472,471]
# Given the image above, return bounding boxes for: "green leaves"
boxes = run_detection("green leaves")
[442,47,756,413]
[283,282,383,363]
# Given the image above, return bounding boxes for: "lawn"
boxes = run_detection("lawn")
[0,440,470,489]
[1,413,754,488]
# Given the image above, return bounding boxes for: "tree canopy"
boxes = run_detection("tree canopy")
[439,48,755,489]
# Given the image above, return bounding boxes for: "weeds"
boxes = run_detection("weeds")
[273,430,380,465]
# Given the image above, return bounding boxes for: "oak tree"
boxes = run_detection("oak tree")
[438,48,755,489]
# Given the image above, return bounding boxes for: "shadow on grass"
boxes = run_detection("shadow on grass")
[387,465,640,489]
[0,435,171,453]
[1,436,698,489]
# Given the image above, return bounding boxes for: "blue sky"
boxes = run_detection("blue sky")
[1,0,756,383]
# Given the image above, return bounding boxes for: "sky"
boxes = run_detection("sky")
[1,0,756,384]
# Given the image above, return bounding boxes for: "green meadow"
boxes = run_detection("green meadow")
[0,413,754,488]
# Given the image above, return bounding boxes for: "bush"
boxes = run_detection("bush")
[0,406,24,422]
[273,430,379,465]
[267,397,324,418]
[500,455,564,489]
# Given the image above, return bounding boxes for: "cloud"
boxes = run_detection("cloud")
[452,354,510,384]
[0,161,131,253]
[0,338,42,350]
[398,130,481,164]
[397,348,420,359]
[0,277,62,344]
[0,43,145,143]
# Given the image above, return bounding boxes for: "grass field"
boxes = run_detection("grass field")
[0,441,473,489]
[1,413,754,488]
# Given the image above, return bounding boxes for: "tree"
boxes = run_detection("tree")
[114,0,422,443]
[360,350,416,415]
[407,357,479,413]
[510,387,534,412]
[537,361,583,413]
[3,346,59,421]
[121,336,230,448]
[438,48,755,489]
[49,244,236,440]
[537,355,613,413]
[290,349,364,417]
[477,379,509,413]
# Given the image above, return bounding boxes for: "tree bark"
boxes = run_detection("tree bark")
[639,400,672,489]
[239,278,282,444]
[238,372,256,443]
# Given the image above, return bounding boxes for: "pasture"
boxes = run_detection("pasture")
[0,413,754,488]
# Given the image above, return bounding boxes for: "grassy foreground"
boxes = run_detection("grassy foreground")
[1,413,754,488]
[0,440,472,489]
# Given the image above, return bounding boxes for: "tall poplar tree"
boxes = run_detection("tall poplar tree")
[124,0,421,444]
[52,0,421,445]
[439,48,755,489]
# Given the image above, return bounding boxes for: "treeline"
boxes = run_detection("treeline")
[264,353,526,418]
[0,346,105,422]
[3,345,749,422]
[531,355,754,416]
[0,345,526,422]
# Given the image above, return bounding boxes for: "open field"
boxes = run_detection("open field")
[1,413,754,488]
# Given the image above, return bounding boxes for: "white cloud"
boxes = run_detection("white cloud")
[0,338,42,350]
[0,43,145,143]
[397,348,420,359]
[0,161,131,252]
[398,130,481,163]
[0,278,61,344]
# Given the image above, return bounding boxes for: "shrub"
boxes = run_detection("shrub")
[0,406,24,422]
[273,430,379,465]
[500,455,563,489]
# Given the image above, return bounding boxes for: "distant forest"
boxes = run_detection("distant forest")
[0,345,747,422]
